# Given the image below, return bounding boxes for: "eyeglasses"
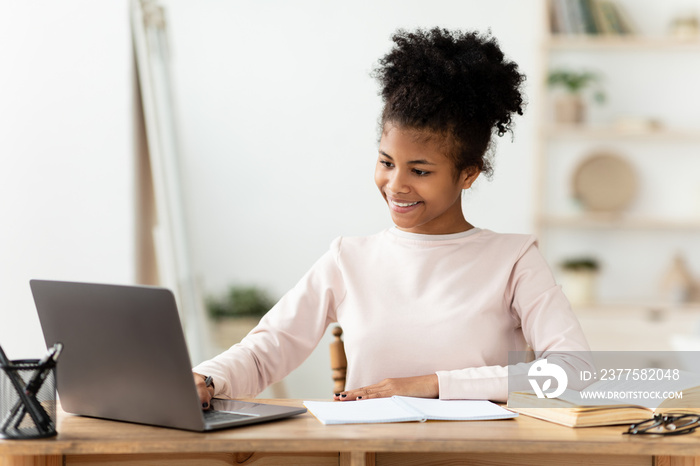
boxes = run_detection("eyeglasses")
[625,413,700,436]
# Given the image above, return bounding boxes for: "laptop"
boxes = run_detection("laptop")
[29,279,306,431]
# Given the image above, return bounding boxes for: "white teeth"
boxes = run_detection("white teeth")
[392,200,419,207]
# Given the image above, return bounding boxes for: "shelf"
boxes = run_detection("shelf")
[538,215,700,230]
[573,301,700,313]
[543,125,700,142]
[546,35,700,51]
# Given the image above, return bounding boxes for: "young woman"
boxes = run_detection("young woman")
[193,28,592,408]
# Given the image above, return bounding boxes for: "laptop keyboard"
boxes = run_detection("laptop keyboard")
[203,409,255,426]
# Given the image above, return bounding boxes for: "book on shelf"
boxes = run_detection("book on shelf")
[550,0,635,36]
[508,370,700,427]
[303,396,517,425]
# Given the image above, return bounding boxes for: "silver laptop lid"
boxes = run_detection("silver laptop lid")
[30,280,206,431]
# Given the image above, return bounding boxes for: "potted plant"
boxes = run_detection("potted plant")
[559,257,600,307]
[548,69,605,124]
[206,285,276,350]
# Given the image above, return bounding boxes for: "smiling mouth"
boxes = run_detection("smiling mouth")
[391,200,420,207]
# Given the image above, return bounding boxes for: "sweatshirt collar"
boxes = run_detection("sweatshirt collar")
[388,227,481,242]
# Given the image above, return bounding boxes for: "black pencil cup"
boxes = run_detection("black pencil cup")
[0,359,57,439]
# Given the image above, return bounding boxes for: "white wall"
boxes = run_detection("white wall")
[164,0,541,304]
[0,1,133,359]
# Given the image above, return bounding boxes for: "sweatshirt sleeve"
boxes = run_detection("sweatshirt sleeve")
[193,238,346,398]
[436,237,593,402]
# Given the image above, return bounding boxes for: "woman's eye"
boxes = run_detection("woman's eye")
[380,160,393,168]
[413,169,430,176]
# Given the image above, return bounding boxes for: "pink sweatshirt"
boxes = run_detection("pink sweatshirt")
[194,228,592,401]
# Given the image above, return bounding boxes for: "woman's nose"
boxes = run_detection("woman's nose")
[387,169,409,194]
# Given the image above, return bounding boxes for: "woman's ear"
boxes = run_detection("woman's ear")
[461,168,481,190]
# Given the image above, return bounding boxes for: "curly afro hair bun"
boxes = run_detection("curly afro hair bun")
[374,28,526,177]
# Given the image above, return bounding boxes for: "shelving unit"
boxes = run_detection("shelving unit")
[535,0,700,343]
[547,35,700,50]
[543,125,700,141]
[540,215,700,230]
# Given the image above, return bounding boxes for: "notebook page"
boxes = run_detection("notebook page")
[303,398,421,425]
[394,396,518,421]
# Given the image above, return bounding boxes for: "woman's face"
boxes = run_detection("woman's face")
[374,124,479,235]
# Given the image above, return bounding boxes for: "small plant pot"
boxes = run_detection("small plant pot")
[554,94,585,124]
[211,316,261,350]
[561,269,598,307]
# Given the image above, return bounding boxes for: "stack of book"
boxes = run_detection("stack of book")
[550,0,635,36]
[508,371,700,427]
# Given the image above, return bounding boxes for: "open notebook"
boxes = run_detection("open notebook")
[303,396,517,425]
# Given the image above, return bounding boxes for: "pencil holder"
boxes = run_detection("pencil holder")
[0,358,57,439]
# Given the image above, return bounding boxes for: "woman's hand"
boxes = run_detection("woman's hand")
[193,372,215,409]
[334,374,439,401]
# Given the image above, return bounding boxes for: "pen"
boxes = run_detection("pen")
[24,343,63,396]
[201,375,214,410]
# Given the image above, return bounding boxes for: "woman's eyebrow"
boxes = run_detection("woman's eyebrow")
[378,150,436,165]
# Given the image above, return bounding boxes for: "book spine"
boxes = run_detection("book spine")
[568,0,586,35]
[610,2,635,34]
[590,0,614,35]
[599,1,624,34]
[548,0,563,34]
[579,0,599,34]
[553,0,573,35]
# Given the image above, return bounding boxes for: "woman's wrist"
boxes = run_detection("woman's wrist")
[194,372,215,394]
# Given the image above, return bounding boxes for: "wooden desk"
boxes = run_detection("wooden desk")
[2,399,700,466]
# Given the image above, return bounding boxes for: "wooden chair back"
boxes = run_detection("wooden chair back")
[329,326,347,393]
